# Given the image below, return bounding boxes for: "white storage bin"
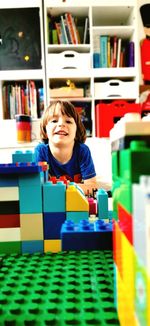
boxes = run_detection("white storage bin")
[47,51,91,71]
[94,79,138,99]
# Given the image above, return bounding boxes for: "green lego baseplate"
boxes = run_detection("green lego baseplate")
[0,251,120,326]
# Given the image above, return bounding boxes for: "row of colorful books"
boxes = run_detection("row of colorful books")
[2,81,44,120]
[47,13,89,45]
[93,35,134,68]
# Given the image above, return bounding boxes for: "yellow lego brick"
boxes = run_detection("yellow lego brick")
[121,232,135,302]
[0,187,19,201]
[44,239,61,253]
[66,185,89,212]
[20,213,43,240]
[117,268,138,326]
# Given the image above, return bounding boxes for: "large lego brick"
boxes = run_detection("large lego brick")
[66,185,89,212]
[134,253,150,326]
[19,185,42,213]
[0,201,20,215]
[96,188,108,219]
[43,212,66,239]
[66,211,89,223]
[12,150,35,163]
[43,181,66,213]
[0,163,42,174]
[120,141,150,183]
[0,214,20,228]
[0,175,18,187]
[20,213,43,241]
[0,227,20,241]
[0,241,21,254]
[44,239,61,253]
[61,219,112,251]
[118,203,133,245]
[21,240,43,254]
[113,221,122,278]
[0,187,19,201]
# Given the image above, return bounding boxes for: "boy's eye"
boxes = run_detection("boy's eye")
[51,119,58,123]
[66,120,72,124]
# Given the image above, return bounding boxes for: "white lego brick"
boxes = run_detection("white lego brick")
[133,176,150,275]
[0,187,19,201]
[0,228,21,241]
[110,113,150,142]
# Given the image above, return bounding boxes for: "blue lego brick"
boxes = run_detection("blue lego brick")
[97,188,108,219]
[19,185,42,213]
[43,181,66,213]
[43,212,66,239]
[66,211,89,223]
[0,163,42,175]
[0,175,19,187]
[21,240,44,254]
[12,150,35,163]
[61,219,112,251]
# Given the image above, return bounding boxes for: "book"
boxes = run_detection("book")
[112,35,117,67]
[60,15,69,44]
[65,13,77,44]
[128,41,134,67]
[100,35,108,68]
[83,17,89,44]
[117,38,122,67]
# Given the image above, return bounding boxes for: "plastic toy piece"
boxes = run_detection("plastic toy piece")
[66,184,89,211]
[96,188,108,219]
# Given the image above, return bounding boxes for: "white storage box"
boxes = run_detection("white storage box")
[94,79,138,99]
[47,51,91,71]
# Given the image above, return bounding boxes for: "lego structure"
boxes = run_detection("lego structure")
[111,113,150,325]
[0,150,113,255]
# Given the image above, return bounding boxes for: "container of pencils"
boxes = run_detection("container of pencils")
[15,115,31,143]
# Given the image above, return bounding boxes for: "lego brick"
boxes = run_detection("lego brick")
[21,240,43,254]
[110,112,150,143]
[0,241,21,254]
[43,181,66,213]
[61,219,112,251]
[132,177,150,270]
[111,135,150,152]
[120,141,150,183]
[0,163,42,174]
[0,201,20,215]
[0,214,20,228]
[19,185,42,214]
[0,187,19,201]
[44,239,61,253]
[43,212,66,239]
[0,227,21,241]
[12,150,35,163]
[66,185,89,212]
[87,197,97,215]
[96,188,108,219]
[118,203,133,245]
[20,213,43,241]
[0,176,18,187]
[66,211,89,223]
[113,221,123,278]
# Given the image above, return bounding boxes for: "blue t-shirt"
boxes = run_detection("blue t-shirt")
[34,142,96,182]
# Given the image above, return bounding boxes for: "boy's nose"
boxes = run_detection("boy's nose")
[58,119,65,126]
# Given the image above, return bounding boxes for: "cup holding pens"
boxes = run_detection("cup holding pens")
[15,114,32,143]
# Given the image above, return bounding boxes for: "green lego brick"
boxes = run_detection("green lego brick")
[0,242,21,254]
[120,141,150,183]
[0,251,119,325]
[135,254,148,326]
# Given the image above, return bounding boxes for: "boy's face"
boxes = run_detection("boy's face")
[46,103,77,146]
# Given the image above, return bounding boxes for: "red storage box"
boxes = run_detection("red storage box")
[95,100,141,138]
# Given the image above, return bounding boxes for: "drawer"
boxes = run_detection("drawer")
[47,50,91,71]
[94,79,138,99]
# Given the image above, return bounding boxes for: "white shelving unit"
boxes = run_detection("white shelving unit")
[43,0,139,137]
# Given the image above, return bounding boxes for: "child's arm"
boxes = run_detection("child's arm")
[77,176,112,195]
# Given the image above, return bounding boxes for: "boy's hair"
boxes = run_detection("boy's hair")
[40,100,87,143]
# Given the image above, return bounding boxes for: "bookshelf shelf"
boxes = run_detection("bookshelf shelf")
[44,0,139,137]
